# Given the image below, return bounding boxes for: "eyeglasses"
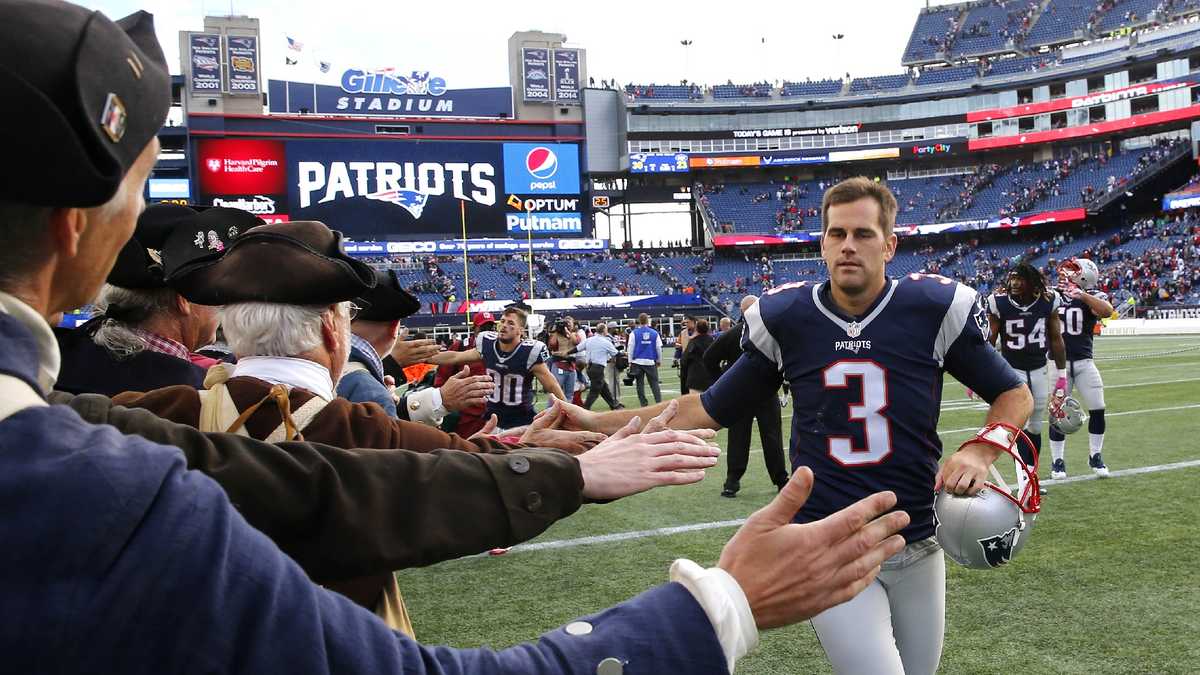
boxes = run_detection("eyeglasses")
[347,303,363,321]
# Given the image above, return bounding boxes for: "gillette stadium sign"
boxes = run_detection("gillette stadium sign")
[267,75,513,118]
[196,138,582,239]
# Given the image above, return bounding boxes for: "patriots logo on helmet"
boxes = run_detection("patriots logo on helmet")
[978,527,1019,567]
[366,189,429,219]
[525,147,558,180]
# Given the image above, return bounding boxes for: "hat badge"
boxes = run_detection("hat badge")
[99,93,127,143]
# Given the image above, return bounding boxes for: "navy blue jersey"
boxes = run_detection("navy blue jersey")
[701,275,1022,543]
[986,292,1060,371]
[1056,290,1107,360]
[475,331,550,421]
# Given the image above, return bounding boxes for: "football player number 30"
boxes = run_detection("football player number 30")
[822,360,892,465]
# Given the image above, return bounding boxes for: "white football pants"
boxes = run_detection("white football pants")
[1016,364,1050,434]
[1065,359,1105,410]
[810,537,945,675]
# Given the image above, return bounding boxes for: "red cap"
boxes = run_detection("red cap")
[473,312,496,329]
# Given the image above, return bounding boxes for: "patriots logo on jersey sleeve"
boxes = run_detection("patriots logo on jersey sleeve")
[978,527,1019,567]
[969,294,990,339]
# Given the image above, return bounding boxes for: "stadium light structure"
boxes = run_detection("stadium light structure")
[680,39,693,84]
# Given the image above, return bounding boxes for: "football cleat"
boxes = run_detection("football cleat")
[1051,459,1067,480]
[1089,453,1110,478]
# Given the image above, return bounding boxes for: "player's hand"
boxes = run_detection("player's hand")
[521,402,606,454]
[576,416,720,500]
[469,414,499,440]
[439,366,493,413]
[718,468,908,629]
[935,441,1000,495]
[390,338,440,367]
[641,398,718,440]
[542,396,603,432]
[1053,375,1068,398]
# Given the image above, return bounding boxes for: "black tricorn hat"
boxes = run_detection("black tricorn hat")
[0,2,171,207]
[355,269,421,322]
[171,220,377,306]
[106,205,260,293]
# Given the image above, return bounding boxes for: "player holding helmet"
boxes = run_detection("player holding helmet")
[985,263,1067,489]
[1050,257,1114,478]
[554,177,1034,675]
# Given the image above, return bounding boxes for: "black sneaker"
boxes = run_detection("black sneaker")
[1051,459,1067,480]
[1089,453,1110,478]
[720,487,738,498]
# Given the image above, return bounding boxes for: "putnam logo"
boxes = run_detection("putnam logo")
[526,146,558,181]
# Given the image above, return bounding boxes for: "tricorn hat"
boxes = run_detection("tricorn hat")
[0,3,171,207]
[355,269,421,322]
[106,205,260,293]
[171,220,377,306]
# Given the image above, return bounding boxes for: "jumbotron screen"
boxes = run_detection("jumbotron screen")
[194,138,585,239]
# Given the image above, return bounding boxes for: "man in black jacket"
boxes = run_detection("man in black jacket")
[703,295,789,497]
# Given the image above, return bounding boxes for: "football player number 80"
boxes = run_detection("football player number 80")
[822,360,893,466]
[486,369,524,406]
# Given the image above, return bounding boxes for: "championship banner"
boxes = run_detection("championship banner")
[225,34,260,95]
[522,48,552,102]
[188,33,222,93]
[553,49,580,104]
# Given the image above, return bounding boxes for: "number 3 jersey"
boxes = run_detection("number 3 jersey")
[475,331,550,421]
[986,292,1061,371]
[701,275,1022,542]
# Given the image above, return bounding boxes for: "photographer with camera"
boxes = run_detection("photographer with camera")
[546,314,583,404]
[580,323,625,410]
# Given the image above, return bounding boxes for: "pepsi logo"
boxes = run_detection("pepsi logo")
[525,146,558,179]
[206,158,222,173]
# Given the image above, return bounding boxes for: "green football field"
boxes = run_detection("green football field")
[397,335,1200,674]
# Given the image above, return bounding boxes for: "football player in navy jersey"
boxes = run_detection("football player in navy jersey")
[430,307,567,429]
[553,177,1033,675]
[1050,257,1114,478]
[986,263,1068,487]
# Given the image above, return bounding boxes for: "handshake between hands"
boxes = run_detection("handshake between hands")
[492,398,910,641]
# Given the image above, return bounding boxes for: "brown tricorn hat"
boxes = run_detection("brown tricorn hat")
[170,220,377,306]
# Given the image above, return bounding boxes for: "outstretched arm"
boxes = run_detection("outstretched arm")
[427,347,481,367]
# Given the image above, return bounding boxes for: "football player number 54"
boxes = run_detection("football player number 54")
[822,360,892,466]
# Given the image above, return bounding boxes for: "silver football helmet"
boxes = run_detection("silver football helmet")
[935,424,1042,570]
[1048,395,1084,435]
[1058,257,1099,290]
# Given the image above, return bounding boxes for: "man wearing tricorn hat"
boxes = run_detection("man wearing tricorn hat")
[0,2,910,673]
[338,268,494,425]
[54,204,261,396]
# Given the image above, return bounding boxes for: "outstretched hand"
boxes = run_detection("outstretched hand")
[520,401,607,455]
[468,414,499,440]
[718,468,909,629]
[576,414,720,500]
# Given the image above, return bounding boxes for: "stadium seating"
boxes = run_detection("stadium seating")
[953,1,1024,56]
[781,79,843,97]
[984,53,1056,76]
[624,84,695,100]
[1096,0,1162,32]
[712,83,773,99]
[915,63,979,86]
[902,5,963,63]
[1024,0,1092,47]
[849,73,912,93]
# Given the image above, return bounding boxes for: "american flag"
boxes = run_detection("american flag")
[286,36,304,51]
[365,189,429,219]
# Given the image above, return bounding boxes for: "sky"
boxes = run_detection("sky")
[79,0,959,245]
[84,0,960,88]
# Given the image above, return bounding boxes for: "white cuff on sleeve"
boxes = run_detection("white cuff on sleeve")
[669,559,759,673]
[405,387,446,427]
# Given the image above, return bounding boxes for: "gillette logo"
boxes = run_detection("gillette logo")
[526,146,558,188]
[340,69,447,96]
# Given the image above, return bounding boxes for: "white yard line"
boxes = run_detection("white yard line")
[501,459,1200,555]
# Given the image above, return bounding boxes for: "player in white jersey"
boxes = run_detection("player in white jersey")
[1050,257,1114,478]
